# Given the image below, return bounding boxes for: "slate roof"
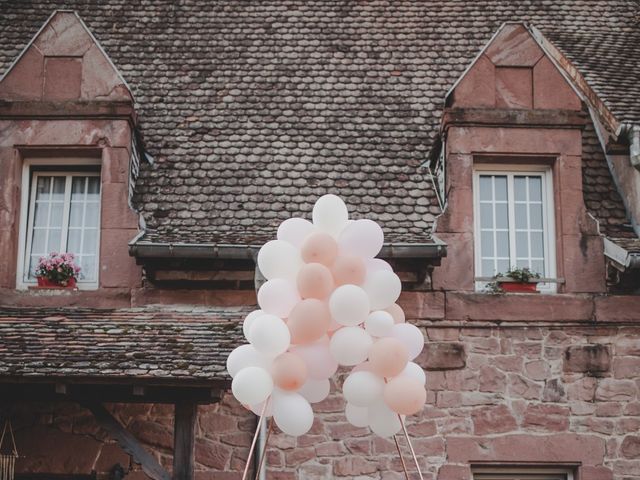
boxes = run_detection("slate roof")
[0,306,248,382]
[0,0,639,245]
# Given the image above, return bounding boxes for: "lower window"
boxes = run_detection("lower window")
[473,467,574,480]
[22,170,101,286]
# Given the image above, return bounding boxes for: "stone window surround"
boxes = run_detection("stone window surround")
[16,154,102,290]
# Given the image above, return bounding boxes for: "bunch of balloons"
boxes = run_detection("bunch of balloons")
[226,194,427,437]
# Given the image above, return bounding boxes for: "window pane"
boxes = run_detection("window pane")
[514,176,527,201]
[69,203,83,228]
[50,203,64,227]
[514,203,527,229]
[85,202,100,228]
[496,231,509,257]
[87,177,100,195]
[71,176,86,195]
[531,232,544,257]
[481,231,494,257]
[68,229,82,252]
[479,176,492,201]
[48,228,62,252]
[51,177,65,201]
[494,176,508,201]
[529,176,542,201]
[31,229,46,253]
[33,202,48,227]
[480,203,493,228]
[530,203,543,230]
[481,259,494,276]
[495,203,509,229]
[516,231,529,258]
[531,259,544,275]
[82,229,98,255]
[496,259,510,274]
[80,255,96,281]
[35,176,51,199]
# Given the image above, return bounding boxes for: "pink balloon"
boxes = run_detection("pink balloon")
[389,323,424,360]
[271,352,308,391]
[338,219,384,258]
[287,299,331,344]
[277,218,315,247]
[301,232,338,266]
[257,279,300,318]
[368,337,409,378]
[383,377,426,416]
[331,255,366,286]
[290,337,338,380]
[297,263,334,299]
[385,303,406,324]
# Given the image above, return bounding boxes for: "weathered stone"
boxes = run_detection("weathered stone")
[472,405,517,435]
[523,404,570,431]
[595,379,637,401]
[333,456,377,476]
[542,378,566,402]
[621,436,640,459]
[564,344,611,375]
[420,342,466,370]
[613,356,640,379]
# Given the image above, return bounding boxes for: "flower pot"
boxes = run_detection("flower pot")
[498,281,538,293]
[36,277,77,289]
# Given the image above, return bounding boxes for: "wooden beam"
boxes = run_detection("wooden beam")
[173,402,197,480]
[80,401,171,480]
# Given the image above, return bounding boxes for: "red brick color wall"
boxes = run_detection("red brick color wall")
[10,323,640,480]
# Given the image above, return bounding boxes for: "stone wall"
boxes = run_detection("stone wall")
[9,323,639,480]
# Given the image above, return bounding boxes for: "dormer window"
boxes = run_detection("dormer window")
[18,160,101,289]
[473,165,556,292]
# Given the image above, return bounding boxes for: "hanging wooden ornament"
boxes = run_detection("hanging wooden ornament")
[0,420,18,480]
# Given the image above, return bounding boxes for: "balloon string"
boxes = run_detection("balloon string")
[393,434,410,480]
[254,418,274,480]
[399,415,424,480]
[242,398,270,480]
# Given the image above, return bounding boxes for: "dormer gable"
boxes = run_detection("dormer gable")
[0,10,132,102]
[447,23,582,111]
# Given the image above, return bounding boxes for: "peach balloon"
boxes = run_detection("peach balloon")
[331,255,366,286]
[297,263,334,299]
[352,361,374,373]
[368,337,409,378]
[287,299,331,344]
[301,232,338,266]
[271,352,308,391]
[383,377,426,415]
[385,303,406,324]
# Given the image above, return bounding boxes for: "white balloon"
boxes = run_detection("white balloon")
[364,270,402,310]
[338,219,384,258]
[257,240,303,280]
[250,314,291,357]
[389,323,424,360]
[250,399,273,417]
[231,366,273,405]
[257,279,301,318]
[365,258,392,273]
[242,309,264,342]
[226,344,269,377]
[345,403,369,428]
[277,218,315,247]
[312,194,349,237]
[329,284,370,327]
[364,310,395,337]
[329,326,373,366]
[399,361,426,385]
[290,337,338,379]
[343,371,384,407]
[368,399,402,437]
[273,390,314,436]
[298,378,331,403]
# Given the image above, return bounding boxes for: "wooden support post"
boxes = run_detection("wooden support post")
[173,402,197,480]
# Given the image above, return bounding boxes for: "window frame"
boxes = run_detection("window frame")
[473,466,574,480]
[17,158,102,290]
[473,164,557,293]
